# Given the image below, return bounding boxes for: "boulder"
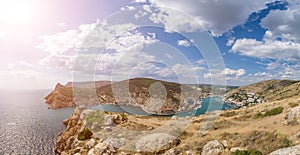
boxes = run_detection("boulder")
[230,147,247,152]
[103,137,126,149]
[269,145,300,155]
[85,138,96,149]
[287,106,300,124]
[104,115,114,126]
[201,140,224,155]
[136,133,180,153]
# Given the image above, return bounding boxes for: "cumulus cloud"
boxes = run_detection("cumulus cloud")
[177,39,192,47]
[147,0,273,36]
[231,37,300,61]
[204,68,245,80]
[261,0,300,42]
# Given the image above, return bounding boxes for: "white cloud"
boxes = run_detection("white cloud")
[231,37,300,61]
[121,6,136,11]
[226,37,235,46]
[38,20,137,55]
[261,0,300,42]
[133,0,147,3]
[177,39,192,47]
[148,0,273,36]
[204,68,245,80]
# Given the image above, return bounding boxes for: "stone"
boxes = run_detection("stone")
[85,138,96,149]
[136,133,180,153]
[221,140,228,148]
[94,143,108,154]
[230,147,247,152]
[104,115,114,126]
[287,106,300,124]
[104,126,113,132]
[201,140,224,155]
[87,148,95,155]
[163,148,177,155]
[185,149,193,155]
[269,144,300,155]
[103,137,126,149]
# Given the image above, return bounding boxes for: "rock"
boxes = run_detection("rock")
[103,137,126,149]
[136,133,180,153]
[269,144,300,155]
[201,140,224,155]
[186,149,193,155]
[87,148,96,155]
[163,148,177,155]
[91,122,101,131]
[104,126,112,132]
[104,115,114,126]
[85,138,96,149]
[295,131,300,138]
[171,116,178,120]
[287,106,300,124]
[230,147,247,152]
[94,143,108,154]
[80,110,95,120]
[221,140,228,148]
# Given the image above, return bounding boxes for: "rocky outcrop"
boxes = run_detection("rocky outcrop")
[287,106,300,124]
[269,145,300,155]
[45,83,75,109]
[55,108,182,154]
[136,133,180,153]
[201,140,225,155]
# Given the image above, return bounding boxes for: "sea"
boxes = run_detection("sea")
[0,90,236,155]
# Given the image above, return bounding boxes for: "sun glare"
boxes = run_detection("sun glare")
[0,0,35,27]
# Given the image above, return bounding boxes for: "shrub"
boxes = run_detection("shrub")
[264,106,284,116]
[233,149,263,155]
[85,111,106,127]
[77,127,93,140]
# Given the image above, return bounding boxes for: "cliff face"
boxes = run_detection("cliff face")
[45,83,75,109]
[45,78,200,114]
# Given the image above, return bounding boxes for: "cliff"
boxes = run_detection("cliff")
[45,78,200,114]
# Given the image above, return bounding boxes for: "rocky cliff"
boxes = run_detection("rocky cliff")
[45,78,200,114]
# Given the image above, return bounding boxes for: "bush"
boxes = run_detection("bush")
[77,127,93,140]
[233,149,263,155]
[264,106,284,116]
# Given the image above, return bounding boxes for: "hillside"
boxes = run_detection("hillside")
[45,78,200,114]
[226,79,300,103]
[55,92,300,155]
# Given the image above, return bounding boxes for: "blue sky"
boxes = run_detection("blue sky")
[0,0,299,89]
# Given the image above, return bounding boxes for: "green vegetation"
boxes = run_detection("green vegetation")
[254,106,284,118]
[264,106,284,116]
[85,111,106,127]
[233,149,262,155]
[77,127,93,140]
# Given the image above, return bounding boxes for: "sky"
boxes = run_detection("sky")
[0,0,300,89]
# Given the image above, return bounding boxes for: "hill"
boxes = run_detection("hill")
[225,80,300,105]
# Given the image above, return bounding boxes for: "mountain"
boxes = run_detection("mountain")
[45,78,200,114]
